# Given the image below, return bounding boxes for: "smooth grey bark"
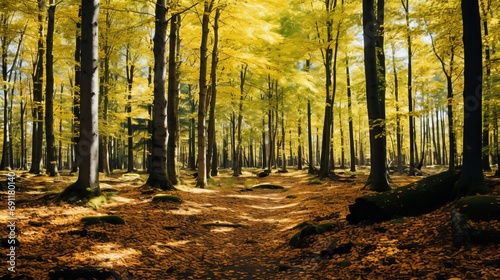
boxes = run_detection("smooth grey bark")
[29,0,45,174]
[126,45,135,173]
[71,7,82,173]
[167,13,180,183]
[45,0,59,176]
[145,0,174,190]
[196,0,214,188]
[206,8,219,177]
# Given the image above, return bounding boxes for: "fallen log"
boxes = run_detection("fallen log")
[347,171,460,224]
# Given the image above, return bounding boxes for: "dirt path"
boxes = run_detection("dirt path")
[1,169,499,279]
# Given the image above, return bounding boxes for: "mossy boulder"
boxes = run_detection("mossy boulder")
[252,183,285,190]
[152,194,182,203]
[81,215,125,226]
[289,222,336,248]
[455,195,500,221]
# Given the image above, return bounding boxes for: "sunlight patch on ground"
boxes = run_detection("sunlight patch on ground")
[239,213,291,224]
[225,194,283,201]
[210,227,235,233]
[169,206,202,215]
[164,240,192,247]
[110,196,136,204]
[66,243,141,267]
[248,203,298,210]
[175,185,217,193]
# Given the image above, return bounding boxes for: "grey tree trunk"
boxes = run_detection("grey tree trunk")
[126,46,135,173]
[145,0,174,190]
[206,8,220,177]
[196,0,214,188]
[30,0,45,174]
[71,7,81,173]
[45,0,59,176]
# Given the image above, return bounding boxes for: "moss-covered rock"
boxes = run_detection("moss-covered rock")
[455,195,500,221]
[81,215,125,226]
[252,183,285,190]
[152,194,182,203]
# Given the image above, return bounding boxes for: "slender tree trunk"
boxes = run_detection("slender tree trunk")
[454,0,489,197]
[72,7,82,173]
[196,0,214,188]
[145,0,174,190]
[1,20,24,170]
[76,0,100,191]
[233,64,247,176]
[262,117,267,169]
[344,57,356,172]
[30,0,45,174]
[45,0,58,176]
[167,13,180,183]
[481,2,492,171]
[363,0,389,191]
[188,84,196,169]
[125,46,135,172]
[206,9,220,177]
[402,0,416,176]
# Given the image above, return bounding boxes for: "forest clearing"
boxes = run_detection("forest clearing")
[1,168,499,279]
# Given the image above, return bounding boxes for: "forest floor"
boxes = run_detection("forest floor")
[0,166,499,279]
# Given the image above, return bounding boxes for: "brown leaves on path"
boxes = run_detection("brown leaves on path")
[0,169,499,279]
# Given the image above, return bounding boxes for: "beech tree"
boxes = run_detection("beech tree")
[59,0,101,200]
[453,0,490,197]
[45,0,59,176]
[362,0,390,191]
[145,0,174,190]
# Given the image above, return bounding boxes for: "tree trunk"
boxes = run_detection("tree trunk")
[481,2,492,172]
[167,13,180,184]
[454,0,490,197]
[196,0,214,188]
[30,0,45,174]
[0,18,24,170]
[362,0,389,191]
[145,0,174,191]
[233,64,247,176]
[126,46,135,173]
[72,7,82,173]
[402,0,416,176]
[45,0,59,176]
[59,0,102,201]
[346,57,356,172]
[206,9,219,178]
[307,100,315,173]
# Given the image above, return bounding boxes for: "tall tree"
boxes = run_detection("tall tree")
[481,0,492,171]
[71,6,82,173]
[167,12,180,184]
[59,0,101,200]
[45,0,59,176]
[0,15,24,170]
[345,56,356,172]
[196,0,215,188]
[206,8,220,177]
[145,0,175,190]
[362,0,390,191]
[29,0,45,174]
[454,0,490,197]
